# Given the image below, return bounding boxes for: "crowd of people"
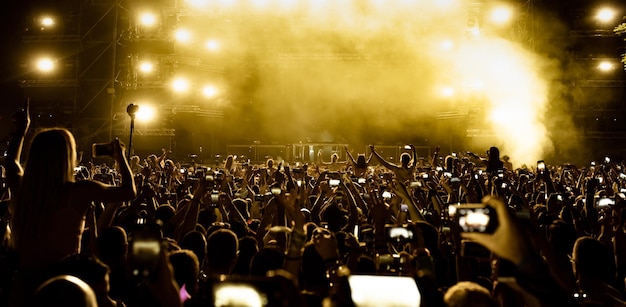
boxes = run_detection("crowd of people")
[1,102,626,306]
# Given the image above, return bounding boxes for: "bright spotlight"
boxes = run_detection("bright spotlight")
[205,39,221,51]
[596,8,616,23]
[202,85,218,98]
[139,12,157,27]
[440,86,455,98]
[469,27,481,38]
[172,78,190,93]
[439,39,455,51]
[40,16,55,28]
[36,57,55,73]
[138,61,154,73]
[490,7,513,24]
[174,29,192,43]
[135,105,156,122]
[597,61,615,72]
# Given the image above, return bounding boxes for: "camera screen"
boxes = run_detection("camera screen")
[348,275,421,307]
[596,197,615,208]
[386,226,413,242]
[328,179,341,187]
[457,206,493,233]
[213,283,265,307]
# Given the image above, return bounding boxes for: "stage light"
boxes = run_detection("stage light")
[439,39,455,51]
[138,61,154,73]
[440,86,455,98]
[469,27,481,37]
[596,8,617,23]
[172,78,190,93]
[205,39,221,51]
[135,105,156,122]
[597,60,615,72]
[202,85,218,98]
[139,12,157,27]
[490,6,513,25]
[40,16,55,28]
[174,29,192,43]
[36,57,55,73]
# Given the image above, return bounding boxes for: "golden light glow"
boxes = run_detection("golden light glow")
[202,85,219,98]
[174,29,192,43]
[597,61,615,72]
[490,6,513,25]
[36,57,55,73]
[139,12,157,27]
[138,61,154,73]
[41,17,55,27]
[596,8,617,23]
[205,39,221,51]
[172,78,190,93]
[439,86,455,98]
[135,105,156,122]
[186,0,209,8]
[141,0,563,167]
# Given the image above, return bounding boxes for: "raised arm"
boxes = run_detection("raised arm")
[369,144,397,171]
[5,99,30,193]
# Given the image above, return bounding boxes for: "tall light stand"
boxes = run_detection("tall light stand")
[127,104,139,157]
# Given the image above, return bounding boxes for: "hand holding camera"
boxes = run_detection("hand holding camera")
[460,196,531,265]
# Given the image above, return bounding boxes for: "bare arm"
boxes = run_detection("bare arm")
[5,100,30,194]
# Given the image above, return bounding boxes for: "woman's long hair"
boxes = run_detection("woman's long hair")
[10,129,76,247]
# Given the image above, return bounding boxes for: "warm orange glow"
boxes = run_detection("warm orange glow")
[36,57,55,73]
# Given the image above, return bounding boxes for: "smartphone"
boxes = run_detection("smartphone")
[329,179,341,187]
[92,142,114,157]
[596,197,615,208]
[385,225,414,243]
[129,220,162,281]
[460,240,491,259]
[211,192,219,204]
[537,160,545,171]
[382,191,392,199]
[409,181,422,188]
[358,178,367,184]
[456,203,498,233]
[271,187,281,195]
[348,275,420,307]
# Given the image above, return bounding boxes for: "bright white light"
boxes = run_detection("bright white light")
[439,39,455,51]
[490,7,513,24]
[41,17,55,27]
[440,86,455,97]
[214,284,262,307]
[36,57,55,73]
[202,85,218,98]
[135,105,156,122]
[469,27,481,37]
[277,0,298,11]
[138,61,154,73]
[434,0,456,8]
[139,12,157,27]
[174,29,192,43]
[597,61,615,72]
[205,39,221,51]
[172,78,190,92]
[596,8,616,23]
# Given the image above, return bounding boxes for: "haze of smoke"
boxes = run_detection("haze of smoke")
[177,1,574,165]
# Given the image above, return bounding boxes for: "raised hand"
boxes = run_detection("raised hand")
[12,99,30,135]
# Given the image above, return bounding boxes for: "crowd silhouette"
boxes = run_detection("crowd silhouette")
[1,102,625,306]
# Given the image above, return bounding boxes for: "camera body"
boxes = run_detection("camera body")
[92,142,114,157]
